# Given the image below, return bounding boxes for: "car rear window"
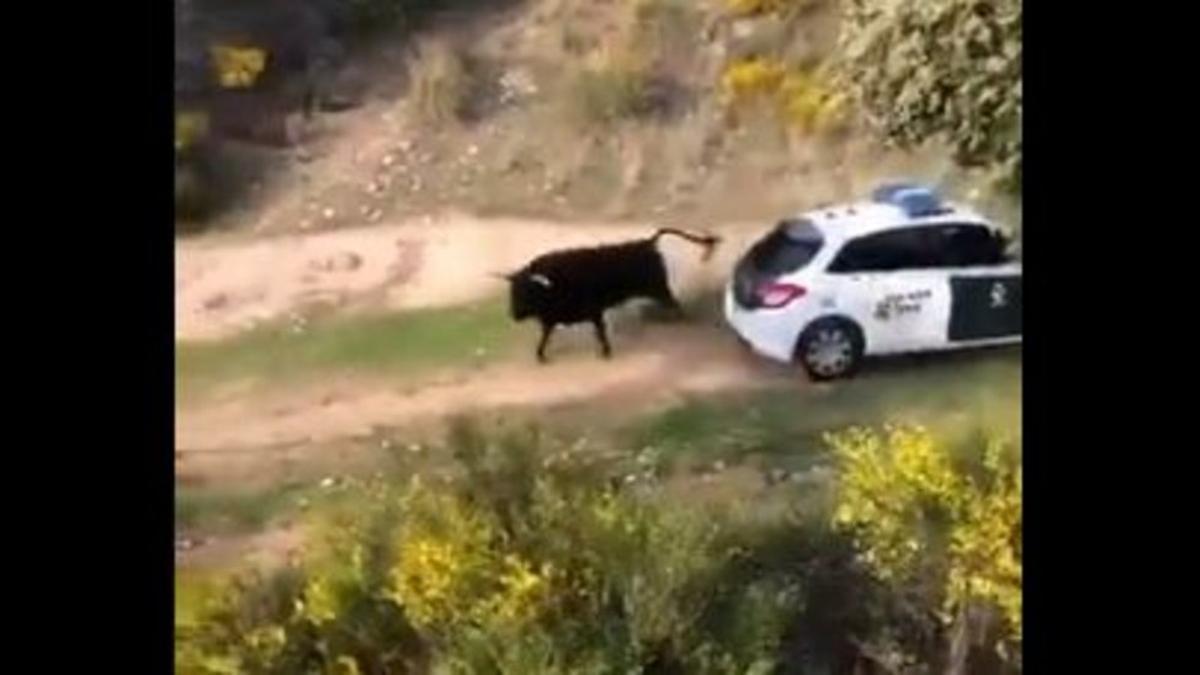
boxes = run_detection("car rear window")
[747,218,824,274]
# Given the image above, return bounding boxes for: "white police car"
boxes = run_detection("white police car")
[724,183,1021,380]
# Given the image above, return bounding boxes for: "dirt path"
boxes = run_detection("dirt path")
[176,212,770,341]
[176,321,800,482]
[176,212,800,484]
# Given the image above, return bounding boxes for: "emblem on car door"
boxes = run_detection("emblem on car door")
[990,282,1008,308]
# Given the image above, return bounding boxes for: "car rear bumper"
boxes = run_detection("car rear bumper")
[723,286,798,364]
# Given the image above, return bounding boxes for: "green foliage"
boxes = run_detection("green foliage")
[570,65,660,126]
[177,424,804,674]
[835,0,1022,190]
[829,424,1022,666]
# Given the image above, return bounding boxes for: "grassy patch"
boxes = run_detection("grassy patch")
[176,482,312,535]
[176,297,519,402]
[629,347,1021,471]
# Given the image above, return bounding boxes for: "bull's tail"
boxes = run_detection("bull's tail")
[652,228,722,261]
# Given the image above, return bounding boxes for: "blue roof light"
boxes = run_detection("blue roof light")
[872,182,946,217]
[871,182,927,203]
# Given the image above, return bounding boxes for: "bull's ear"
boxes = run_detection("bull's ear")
[530,273,552,288]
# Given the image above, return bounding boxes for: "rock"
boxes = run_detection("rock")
[322,207,336,220]
[300,219,313,230]
[320,476,336,489]
[367,208,383,223]
[712,459,726,472]
[381,154,396,167]
[398,140,414,153]
[467,144,479,157]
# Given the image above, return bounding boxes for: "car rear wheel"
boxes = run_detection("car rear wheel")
[795,318,864,381]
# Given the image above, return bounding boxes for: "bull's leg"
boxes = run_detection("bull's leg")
[536,321,556,363]
[591,314,612,359]
[652,285,685,320]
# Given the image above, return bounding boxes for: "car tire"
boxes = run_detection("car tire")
[795,318,865,381]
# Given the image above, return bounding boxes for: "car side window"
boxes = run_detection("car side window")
[930,224,1006,267]
[827,227,939,273]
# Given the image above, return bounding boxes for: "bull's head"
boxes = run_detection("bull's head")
[493,270,553,321]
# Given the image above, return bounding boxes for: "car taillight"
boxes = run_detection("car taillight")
[756,282,806,308]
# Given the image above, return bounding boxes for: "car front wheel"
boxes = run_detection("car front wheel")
[795,318,864,381]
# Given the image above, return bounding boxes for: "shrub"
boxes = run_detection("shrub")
[177,425,802,674]
[721,58,849,135]
[571,66,657,125]
[828,424,1021,669]
[411,41,476,124]
[834,0,1022,191]
[724,0,823,18]
[209,45,268,89]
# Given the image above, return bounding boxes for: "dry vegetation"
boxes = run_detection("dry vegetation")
[177,0,1013,236]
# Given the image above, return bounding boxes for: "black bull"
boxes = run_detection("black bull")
[498,228,721,362]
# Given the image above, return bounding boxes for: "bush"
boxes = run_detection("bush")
[570,66,659,125]
[411,41,477,124]
[834,0,1022,191]
[721,58,848,135]
[724,0,823,18]
[177,424,802,674]
[828,424,1022,671]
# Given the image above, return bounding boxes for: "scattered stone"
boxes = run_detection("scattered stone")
[467,144,479,157]
[367,208,383,223]
[381,154,397,167]
[712,459,726,472]
[322,207,336,220]
[300,219,313,230]
[320,476,336,489]
[408,442,423,454]
[398,139,414,153]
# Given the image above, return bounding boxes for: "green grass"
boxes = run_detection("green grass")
[176,296,519,401]
[629,347,1021,472]
[176,482,313,535]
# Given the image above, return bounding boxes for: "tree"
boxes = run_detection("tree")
[828,425,1021,673]
[834,0,1022,192]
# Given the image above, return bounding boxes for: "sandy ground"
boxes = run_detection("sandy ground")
[176,213,772,340]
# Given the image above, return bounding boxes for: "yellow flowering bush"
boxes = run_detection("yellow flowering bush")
[829,424,1022,647]
[175,111,209,153]
[209,44,267,89]
[721,58,850,135]
[720,58,787,105]
[725,0,823,17]
[388,483,555,632]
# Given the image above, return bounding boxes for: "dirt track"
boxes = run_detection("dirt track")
[176,213,800,486]
[176,213,770,340]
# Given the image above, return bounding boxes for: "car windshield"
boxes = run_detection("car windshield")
[748,218,824,274]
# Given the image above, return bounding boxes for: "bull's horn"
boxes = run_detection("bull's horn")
[530,273,552,288]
